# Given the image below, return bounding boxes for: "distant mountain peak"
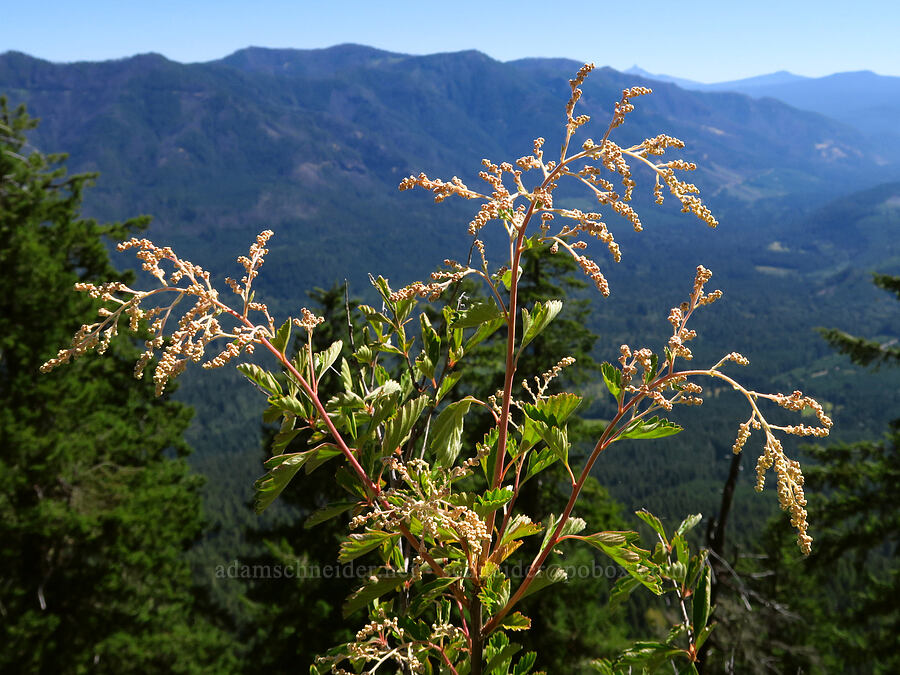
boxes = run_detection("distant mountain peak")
[621,66,703,89]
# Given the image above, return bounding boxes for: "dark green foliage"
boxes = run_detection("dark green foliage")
[241,284,361,670]
[0,100,236,673]
[703,273,900,674]
[818,273,900,369]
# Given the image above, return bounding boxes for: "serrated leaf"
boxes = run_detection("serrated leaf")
[269,394,311,418]
[304,500,358,529]
[609,575,641,610]
[520,565,568,600]
[339,357,354,393]
[585,531,630,547]
[520,299,563,352]
[485,642,522,675]
[315,340,342,380]
[522,447,558,484]
[673,534,690,566]
[478,573,510,615]
[452,301,503,329]
[270,428,301,455]
[436,371,462,403]
[601,362,622,399]
[583,530,662,595]
[420,313,441,367]
[540,514,585,552]
[499,612,531,631]
[369,275,393,305]
[254,451,312,513]
[270,318,292,354]
[475,487,514,518]
[478,427,499,483]
[464,315,506,353]
[342,573,408,617]
[357,304,391,327]
[382,396,429,454]
[635,509,667,541]
[616,641,686,669]
[338,530,399,563]
[513,652,537,675]
[237,363,283,396]
[429,396,477,467]
[353,344,374,365]
[675,513,703,538]
[500,514,543,547]
[408,577,461,617]
[619,416,683,440]
[303,444,343,474]
[535,393,582,424]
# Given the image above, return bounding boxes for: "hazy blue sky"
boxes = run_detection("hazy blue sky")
[3,0,898,82]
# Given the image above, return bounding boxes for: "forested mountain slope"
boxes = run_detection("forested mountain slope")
[3,44,898,522]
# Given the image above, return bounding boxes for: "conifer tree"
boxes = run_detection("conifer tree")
[0,99,237,673]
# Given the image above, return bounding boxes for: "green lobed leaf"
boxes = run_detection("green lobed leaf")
[420,313,441,368]
[342,573,408,617]
[475,487,515,518]
[338,530,399,563]
[254,451,314,513]
[436,371,462,403]
[304,500,358,529]
[381,395,429,455]
[512,651,537,675]
[451,301,502,329]
[694,623,715,651]
[609,576,641,610]
[463,315,506,353]
[270,428,301,455]
[600,362,622,399]
[619,416,683,441]
[429,396,478,467]
[519,299,563,352]
[315,340,343,380]
[361,383,402,441]
[500,514,543,548]
[675,513,703,538]
[535,392,582,424]
[615,641,687,669]
[635,509,667,542]
[583,530,663,595]
[270,318,292,354]
[408,577,461,618]
[519,565,568,600]
[303,444,343,474]
[269,394,311,418]
[357,303,391,327]
[485,642,522,675]
[540,514,586,552]
[522,447,558,484]
[237,363,283,396]
[339,357,354,393]
[499,611,531,632]
[498,265,522,291]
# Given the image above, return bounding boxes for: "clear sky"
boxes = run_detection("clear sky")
[3,0,898,82]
